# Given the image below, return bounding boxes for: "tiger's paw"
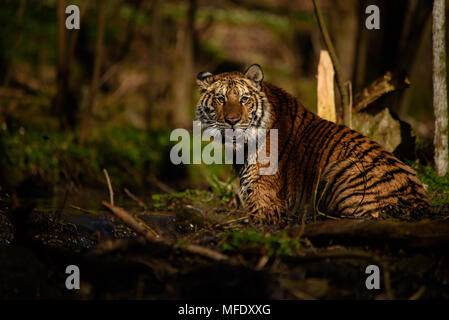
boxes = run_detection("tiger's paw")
[249,207,282,225]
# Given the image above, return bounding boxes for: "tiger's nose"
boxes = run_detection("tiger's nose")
[225,117,241,125]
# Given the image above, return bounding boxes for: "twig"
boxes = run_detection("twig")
[70,205,99,215]
[148,174,176,194]
[214,215,249,228]
[408,286,426,300]
[316,211,340,221]
[136,216,159,237]
[102,201,157,240]
[103,168,114,206]
[255,255,269,271]
[102,201,230,262]
[347,80,352,126]
[124,187,147,210]
[177,243,229,261]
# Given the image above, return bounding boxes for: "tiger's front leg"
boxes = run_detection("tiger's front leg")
[244,184,284,224]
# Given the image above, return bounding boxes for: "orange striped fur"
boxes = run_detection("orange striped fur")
[195,65,430,224]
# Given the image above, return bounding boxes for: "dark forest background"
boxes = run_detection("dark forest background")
[0,0,447,200]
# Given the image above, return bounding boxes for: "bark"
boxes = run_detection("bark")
[432,0,449,176]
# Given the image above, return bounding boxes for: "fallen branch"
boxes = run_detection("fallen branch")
[102,201,157,240]
[294,219,449,249]
[102,201,230,262]
[353,72,410,113]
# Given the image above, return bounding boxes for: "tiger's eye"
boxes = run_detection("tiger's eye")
[240,96,249,104]
[216,95,225,104]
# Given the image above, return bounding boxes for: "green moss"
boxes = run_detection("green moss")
[151,189,214,208]
[206,173,236,204]
[221,228,301,257]
[1,126,172,189]
[411,162,449,205]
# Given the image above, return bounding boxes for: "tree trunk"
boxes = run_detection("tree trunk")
[146,0,163,130]
[54,0,68,129]
[432,0,449,176]
[330,0,357,83]
[171,0,196,129]
[79,0,106,144]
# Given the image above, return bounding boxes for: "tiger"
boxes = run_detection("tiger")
[195,64,431,224]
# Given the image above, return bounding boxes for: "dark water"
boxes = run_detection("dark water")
[14,189,180,251]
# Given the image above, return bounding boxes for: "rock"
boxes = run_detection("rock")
[352,108,401,153]
[352,107,416,160]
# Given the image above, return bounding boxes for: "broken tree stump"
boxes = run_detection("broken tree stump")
[353,72,410,113]
[317,50,336,123]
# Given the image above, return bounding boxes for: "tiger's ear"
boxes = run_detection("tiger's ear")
[196,71,213,91]
[244,64,264,88]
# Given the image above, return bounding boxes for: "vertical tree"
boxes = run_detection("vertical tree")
[171,0,197,129]
[79,0,106,144]
[3,0,26,87]
[54,0,68,129]
[330,0,357,82]
[146,0,162,130]
[432,0,449,176]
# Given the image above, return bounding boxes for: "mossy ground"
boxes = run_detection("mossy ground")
[411,162,449,205]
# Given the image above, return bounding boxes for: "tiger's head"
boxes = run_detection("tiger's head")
[195,64,272,140]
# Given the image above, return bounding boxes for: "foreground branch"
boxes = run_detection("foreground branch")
[296,219,449,249]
